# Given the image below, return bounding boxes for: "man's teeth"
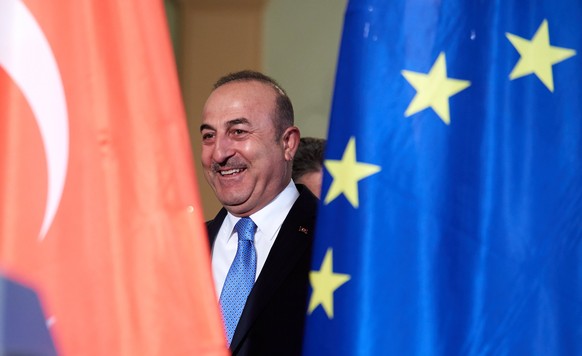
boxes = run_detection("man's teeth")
[220,168,242,176]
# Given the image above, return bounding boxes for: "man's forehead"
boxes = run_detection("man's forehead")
[211,80,276,102]
[202,83,276,127]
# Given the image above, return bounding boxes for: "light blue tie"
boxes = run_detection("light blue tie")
[219,217,257,345]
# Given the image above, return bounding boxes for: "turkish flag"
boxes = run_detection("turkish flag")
[0,1,228,355]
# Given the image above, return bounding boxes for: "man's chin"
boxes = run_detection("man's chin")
[217,195,247,209]
[222,199,255,217]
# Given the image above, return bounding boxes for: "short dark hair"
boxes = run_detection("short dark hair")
[292,137,326,181]
[213,70,294,139]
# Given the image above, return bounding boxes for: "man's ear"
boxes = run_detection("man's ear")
[282,126,300,161]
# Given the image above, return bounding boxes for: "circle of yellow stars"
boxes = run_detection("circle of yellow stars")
[310,18,577,323]
[308,248,351,319]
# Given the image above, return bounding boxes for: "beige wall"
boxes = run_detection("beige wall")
[173,0,345,219]
[264,0,346,138]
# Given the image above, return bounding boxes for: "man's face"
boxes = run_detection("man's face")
[200,81,298,216]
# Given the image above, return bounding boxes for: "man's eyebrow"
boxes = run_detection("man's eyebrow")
[225,118,250,128]
[200,118,250,132]
[200,123,214,132]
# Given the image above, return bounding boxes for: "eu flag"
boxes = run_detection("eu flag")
[303,0,582,354]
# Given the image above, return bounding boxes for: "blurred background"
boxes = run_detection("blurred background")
[164,0,346,218]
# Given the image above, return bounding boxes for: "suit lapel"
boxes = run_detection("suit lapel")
[207,208,227,249]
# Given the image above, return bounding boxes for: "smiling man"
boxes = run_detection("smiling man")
[200,70,318,356]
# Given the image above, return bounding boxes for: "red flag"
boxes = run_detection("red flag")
[0,0,228,355]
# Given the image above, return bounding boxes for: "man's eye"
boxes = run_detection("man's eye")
[202,132,214,140]
[232,129,247,136]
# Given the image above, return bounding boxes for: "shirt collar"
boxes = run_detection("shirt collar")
[224,180,300,242]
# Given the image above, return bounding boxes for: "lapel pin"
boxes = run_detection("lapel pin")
[298,226,309,235]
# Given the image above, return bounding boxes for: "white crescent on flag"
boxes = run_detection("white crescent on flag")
[0,0,69,240]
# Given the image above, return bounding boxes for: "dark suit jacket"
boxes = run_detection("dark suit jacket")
[0,275,58,355]
[207,185,318,356]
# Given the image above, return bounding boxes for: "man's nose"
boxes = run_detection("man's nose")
[211,136,235,164]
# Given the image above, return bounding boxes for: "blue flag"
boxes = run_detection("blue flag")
[303,0,582,355]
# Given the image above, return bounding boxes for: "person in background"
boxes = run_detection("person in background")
[292,137,326,198]
[200,70,318,356]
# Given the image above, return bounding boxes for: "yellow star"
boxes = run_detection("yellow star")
[308,248,351,319]
[401,52,471,125]
[323,137,381,208]
[506,19,576,92]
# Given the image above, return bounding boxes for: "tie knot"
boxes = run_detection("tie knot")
[235,217,256,242]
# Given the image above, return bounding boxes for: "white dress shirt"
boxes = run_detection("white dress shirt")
[212,180,300,298]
